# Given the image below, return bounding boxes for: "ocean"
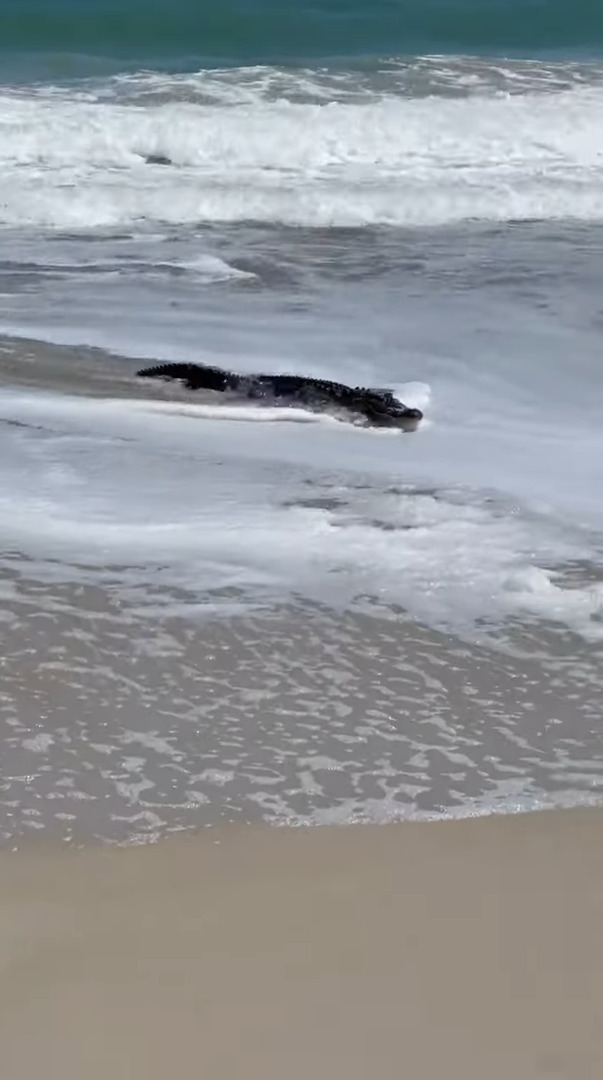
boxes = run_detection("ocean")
[2,0,602,75]
[0,0,602,845]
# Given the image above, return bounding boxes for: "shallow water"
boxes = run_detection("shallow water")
[1,560,602,845]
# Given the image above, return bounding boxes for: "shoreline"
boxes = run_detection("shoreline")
[2,806,603,1078]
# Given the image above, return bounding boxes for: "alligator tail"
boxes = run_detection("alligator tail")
[137,362,234,392]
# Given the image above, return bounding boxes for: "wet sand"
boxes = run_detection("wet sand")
[2,560,603,840]
[0,334,146,397]
[2,807,603,1079]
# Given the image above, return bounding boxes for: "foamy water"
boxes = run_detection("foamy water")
[2,64,603,228]
[0,374,601,642]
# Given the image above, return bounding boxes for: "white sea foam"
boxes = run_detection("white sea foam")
[139,400,340,424]
[1,77,603,229]
[0,387,601,641]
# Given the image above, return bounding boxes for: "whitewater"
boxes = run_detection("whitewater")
[2,63,603,229]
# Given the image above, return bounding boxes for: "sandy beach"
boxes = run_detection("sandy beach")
[2,806,602,1079]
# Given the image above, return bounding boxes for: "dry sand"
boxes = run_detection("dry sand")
[1,807,603,1080]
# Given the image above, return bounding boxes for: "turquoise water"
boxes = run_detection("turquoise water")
[0,0,600,79]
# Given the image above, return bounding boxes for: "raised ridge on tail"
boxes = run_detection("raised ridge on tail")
[137,363,238,391]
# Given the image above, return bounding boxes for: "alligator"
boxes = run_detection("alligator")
[137,362,423,429]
